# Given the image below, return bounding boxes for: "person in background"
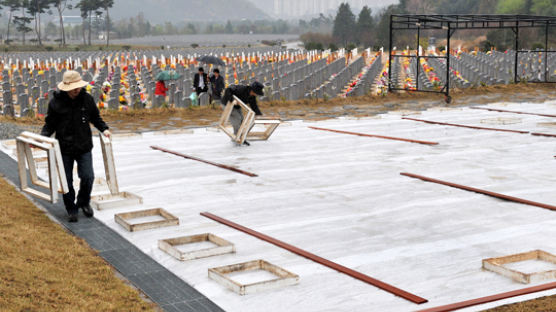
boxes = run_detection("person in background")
[155,79,168,97]
[193,67,208,96]
[40,70,111,223]
[209,68,225,103]
[220,81,264,146]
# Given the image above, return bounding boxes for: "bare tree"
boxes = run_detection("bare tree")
[54,0,71,46]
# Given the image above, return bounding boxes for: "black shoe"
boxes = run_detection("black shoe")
[68,214,78,223]
[243,140,250,146]
[81,204,94,218]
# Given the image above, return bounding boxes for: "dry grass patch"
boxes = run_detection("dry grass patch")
[0,176,156,312]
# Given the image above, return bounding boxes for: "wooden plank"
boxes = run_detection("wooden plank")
[309,126,439,145]
[99,134,119,195]
[200,212,428,304]
[401,172,556,211]
[416,281,556,312]
[470,106,556,118]
[16,141,29,190]
[23,142,40,185]
[402,117,530,134]
[52,140,68,194]
[150,146,258,177]
[22,187,53,202]
[531,132,556,138]
[46,148,58,204]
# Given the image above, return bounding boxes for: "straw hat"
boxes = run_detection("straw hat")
[57,70,88,91]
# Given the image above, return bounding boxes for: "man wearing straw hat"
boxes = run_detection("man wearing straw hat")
[41,70,111,223]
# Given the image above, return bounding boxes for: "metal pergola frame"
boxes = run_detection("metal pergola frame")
[388,14,556,102]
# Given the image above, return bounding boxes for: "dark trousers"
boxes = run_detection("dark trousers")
[62,151,94,215]
[196,87,208,96]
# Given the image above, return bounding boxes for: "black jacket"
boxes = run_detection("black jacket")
[193,73,208,91]
[221,84,262,115]
[209,74,225,97]
[41,89,109,155]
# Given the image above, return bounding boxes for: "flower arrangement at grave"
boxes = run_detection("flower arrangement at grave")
[450,68,468,84]
[377,70,389,96]
[420,58,442,89]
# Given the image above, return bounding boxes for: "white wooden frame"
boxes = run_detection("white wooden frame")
[218,95,280,144]
[158,233,235,261]
[90,133,143,210]
[483,250,556,284]
[15,131,69,204]
[99,133,118,195]
[114,208,179,232]
[208,259,299,295]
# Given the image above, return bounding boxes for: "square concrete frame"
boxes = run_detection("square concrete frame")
[90,191,143,210]
[208,259,299,295]
[16,131,69,204]
[158,233,235,261]
[115,208,179,232]
[483,250,556,284]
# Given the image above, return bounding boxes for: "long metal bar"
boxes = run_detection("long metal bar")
[545,23,549,82]
[469,106,556,117]
[200,212,429,304]
[416,27,420,91]
[416,281,556,312]
[308,126,439,145]
[446,26,451,97]
[402,117,530,134]
[150,145,258,177]
[531,132,556,138]
[514,25,519,83]
[401,172,556,211]
[388,15,393,92]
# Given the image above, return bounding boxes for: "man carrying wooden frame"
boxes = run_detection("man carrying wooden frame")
[220,81,264,146]
[40,70,111,222]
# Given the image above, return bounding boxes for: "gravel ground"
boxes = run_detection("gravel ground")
[0,122,41,140]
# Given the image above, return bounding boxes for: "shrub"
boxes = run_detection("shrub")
[531,42,544,50]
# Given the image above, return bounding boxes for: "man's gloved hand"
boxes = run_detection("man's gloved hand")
[103,130,111,138]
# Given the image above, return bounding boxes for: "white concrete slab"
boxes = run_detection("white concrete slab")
[4,100,556,311]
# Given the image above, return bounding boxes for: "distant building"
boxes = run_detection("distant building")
[273,0,369,18]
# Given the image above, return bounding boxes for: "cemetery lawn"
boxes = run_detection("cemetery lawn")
[0,176,157,312]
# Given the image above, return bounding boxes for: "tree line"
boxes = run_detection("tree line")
[301,0,556,52]
[1,0,115,46]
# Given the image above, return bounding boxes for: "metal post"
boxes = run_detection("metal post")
[416,26,420,90]
[514,24,519,83]
[388,15,393,92]
[446,26,451,99]
[545,23,549,82]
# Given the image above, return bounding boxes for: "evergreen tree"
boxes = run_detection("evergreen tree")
[332,3,356,47]
[2,0,22,44]
[356,6,374,47]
